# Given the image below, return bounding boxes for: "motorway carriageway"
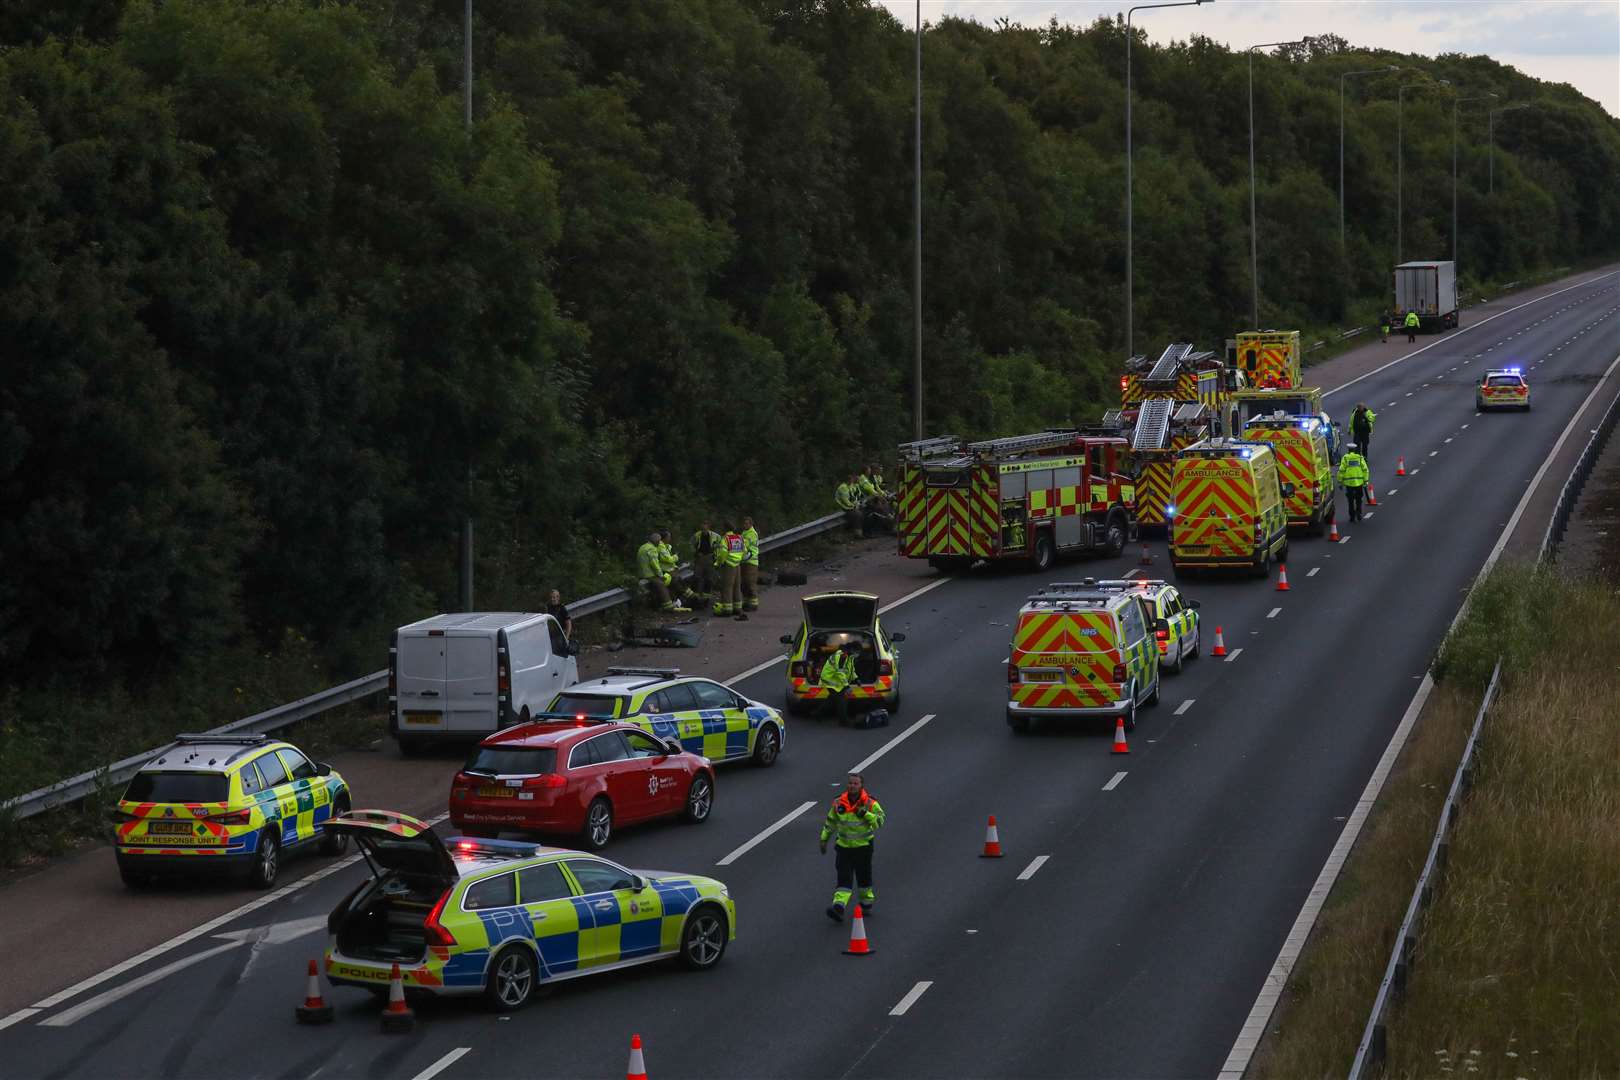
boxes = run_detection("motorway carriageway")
[2,268,1617,1080]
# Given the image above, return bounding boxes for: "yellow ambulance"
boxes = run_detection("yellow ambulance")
[1168,439,1290,578]
[1240,413,1335,535]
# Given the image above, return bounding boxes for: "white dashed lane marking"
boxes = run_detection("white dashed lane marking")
[1307,567,1321,577]
[1175,699,1195,715]
[1225,648,1244,662]
[889,981,934,1016]
[1267,607,1282,619]
[1102,772,1128,792]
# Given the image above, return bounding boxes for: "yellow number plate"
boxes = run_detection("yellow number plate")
[478,786,516,799]
[404,712,441,725]
[148,820,194,836]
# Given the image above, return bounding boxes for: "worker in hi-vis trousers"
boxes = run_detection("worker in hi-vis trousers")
[820,772,885,922]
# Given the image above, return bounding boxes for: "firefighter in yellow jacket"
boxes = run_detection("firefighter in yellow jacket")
[819,771,885,921]
[740,515,761,612]
[714,521,747,618]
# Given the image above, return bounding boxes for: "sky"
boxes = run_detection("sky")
[873,1,1620,117]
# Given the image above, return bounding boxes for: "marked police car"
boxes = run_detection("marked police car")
[548,667,784,768]
[1476,367,1531,411]
[113,733,350,889]
[1095,579,1203,674]
[324,810,735,1011]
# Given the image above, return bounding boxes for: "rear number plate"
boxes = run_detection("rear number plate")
[404,712,441,725]
[478,786,515,799]
[1179,545,1208,553]
[1021,671,1060,682]
[149,821,193,835]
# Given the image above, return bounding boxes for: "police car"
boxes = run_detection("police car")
[1097,579,1203,674]
[324,811,735,1011]
[780,592,904,715]
[1476,368,1531,411]
[113,733,350,889]
[548,667,784,767]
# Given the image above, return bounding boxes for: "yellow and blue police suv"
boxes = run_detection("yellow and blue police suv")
[113,733,350,889]
[548,667,784,766]
[323,810,736,1011]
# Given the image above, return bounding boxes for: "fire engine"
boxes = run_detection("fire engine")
[896,430,1137,573]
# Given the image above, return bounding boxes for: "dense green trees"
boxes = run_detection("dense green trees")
[1,0,1616,698]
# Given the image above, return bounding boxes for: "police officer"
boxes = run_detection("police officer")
[1339,443,1370,522]
[740,515,760,612]
[1404,309,1421,342]
[818,640,859,725]
[1350,403,1376,462]
[819,771,885,922]
[690,519,720,599]
[639,531,687,612]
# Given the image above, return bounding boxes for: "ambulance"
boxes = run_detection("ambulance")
[1240,413,1336,535]
[1005,580,1161,734]
[1167,439,1290,577]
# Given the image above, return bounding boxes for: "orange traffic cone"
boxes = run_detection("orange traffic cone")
[1212,626,1227,656]
[1329,519,1341,543]
[1111,716,1130,754]
[1366,481,1378,507]
[1396,456,1406,476]
[626,1034,648,1080]
[380,962,414,1032]
[1140,543,1154,566]
[294,958,334,1024]
[843,904,876,955]
[1276,564,1291,591]
[979,815,1004,858]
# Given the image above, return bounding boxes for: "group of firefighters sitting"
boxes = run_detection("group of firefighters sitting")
[834,463,895,536]
[637,518,759,619]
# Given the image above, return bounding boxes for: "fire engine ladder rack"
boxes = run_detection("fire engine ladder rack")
[1132,398,1174,452]
[1173,402,1210,423]
[1101,409,1125,429]
[1145,343,1196,383]
[898,435,963,461]
[965,431,1080,457]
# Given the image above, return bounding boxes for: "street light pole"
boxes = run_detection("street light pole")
[913,0,923,440]
[1125,0,1212,360]
[1339,66,1400,257]
[1248,40,1304,328]
[1488,103,1532,194]
[1397,79,1447,266]
[462,0,474,610]
[1452,92,1497,265]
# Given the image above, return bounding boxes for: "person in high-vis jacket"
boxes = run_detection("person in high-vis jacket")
[714,522,747,618]
[1350,403,1376,462]
[740,516,761,612]
[836,473,862,532]
[1339,444,1370,522]
[690,520,720,599]
[638,531,687,612]
[819,641,859,725]
[1404,309,1421,342]
[819,771,885,922]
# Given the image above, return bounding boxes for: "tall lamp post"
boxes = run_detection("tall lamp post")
[1452,92,1498,264]
[1340,66,1400,255]
[1397,78,1448,265]
[1247,39,1304,327]
[913,0,922,439]
[462,0,474,609]
[1489,102,1532,194]
[1125,0,1213,360]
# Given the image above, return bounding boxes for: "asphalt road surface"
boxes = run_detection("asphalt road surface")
[3,268,1617,1079]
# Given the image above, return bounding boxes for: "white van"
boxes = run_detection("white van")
[389,613,579,754]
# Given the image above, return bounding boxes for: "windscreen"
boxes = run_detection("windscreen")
[1486,375,1522,387]
[123,772,230,803]
[548,693,623,718]
[463,746,557,777]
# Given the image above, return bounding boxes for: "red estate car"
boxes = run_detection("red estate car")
[448,720,715,850]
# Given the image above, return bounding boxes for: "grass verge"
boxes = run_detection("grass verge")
[1253,563,1620,1077]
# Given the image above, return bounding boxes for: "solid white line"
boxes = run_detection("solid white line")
[1174,698,1195,715]
[1219,345,1620,1080]
[849,712,939,775]
[721,576,954,686]
[716,800,816,866]
[1266,607,1281,619]
[1322,268,1620,401]
[1018,855,1053,880]
[1224,648,1244,662]
[42,940,245,1027]
[889,980,933,1017]
[1102,771,1127,792]
[411,1048,473,1080]
[0,1009,40,1032]
[1306,567,1321,577]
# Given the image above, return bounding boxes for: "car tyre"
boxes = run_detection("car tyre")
[1166,640,1184,675]
[119,867,152,890]
[583,798,613,850]
[1032,533,1055,572]
[683,775,714,824]
[679,905,729,971]
[751,724,782,768]
[1124,696,1138,733]
[320,797,351,855]
[1145,676,1161,707]
[782,693,803,717]
[1007,713,1030,734]
[396,736,425,758]
[249,831,280,890]
[1189,627,1201,659]
[1104,512,1127,557]
[484,946,538,1012]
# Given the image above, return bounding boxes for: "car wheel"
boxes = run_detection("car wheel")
[583,798,613,850]
[1032,533,1055,572]
[782,692,802,717]
[1124,696,1138,734]
[1166,641,1183,675]
[679,905,729,971]
[1145,676,1161,706]
[1007,713,1030,734]
[320,797,351,855]
[1253,546,1271,579]
[1189,627,1201,659]
[484,946,538,1012]
[119,867,152,890]
[1280,538,1290,563]
[1104,512,1127,557]
[683,775,714,824]
[751,724,781,768]
[396,736,424,758]
[883,692,900,715]
[249,831,280,890]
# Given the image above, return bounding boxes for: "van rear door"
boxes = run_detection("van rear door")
[446,633,498,733]
[1173,459,1258,558]
[397,630,448,734]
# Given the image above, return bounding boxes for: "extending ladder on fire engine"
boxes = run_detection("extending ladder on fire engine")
[965,431,1080,457]
[897,435,963,461]
[1146,343,1196,384]
[1132,398,1174,452]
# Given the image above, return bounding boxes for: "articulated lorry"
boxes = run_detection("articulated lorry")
[1393,260,1459,332]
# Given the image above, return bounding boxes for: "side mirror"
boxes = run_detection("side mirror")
[1188,599,1202,610]
[664,739,683,756]
[316,762,333,777]
[568,643,581,657]
[779,635,795,645]
[1279,482,1296,498]
[631,875,647,893]
[890,633,906,643]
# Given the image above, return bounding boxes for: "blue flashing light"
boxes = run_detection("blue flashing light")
[1166,504,1177,517]
[1241,448,1253,459]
